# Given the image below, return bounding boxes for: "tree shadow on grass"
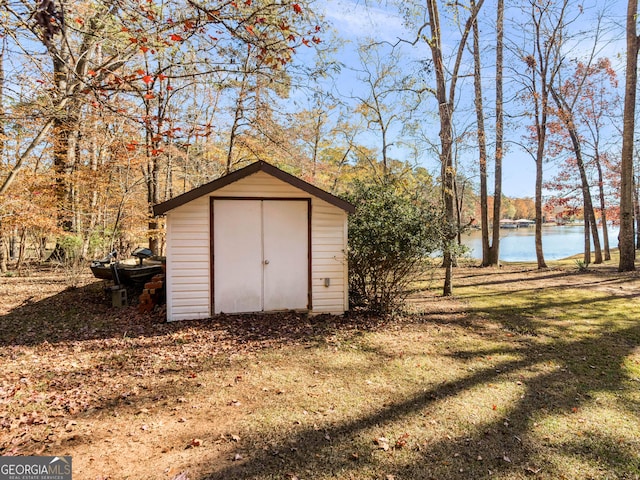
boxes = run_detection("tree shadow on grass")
[197,306,640,479]
[3,270,640,478]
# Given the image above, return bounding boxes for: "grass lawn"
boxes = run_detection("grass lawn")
[1,256,639,479]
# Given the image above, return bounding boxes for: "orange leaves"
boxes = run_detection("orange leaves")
[125,142,164,157]
[170,33,184,42]
[142,75,153,84]
[293,3,302,14]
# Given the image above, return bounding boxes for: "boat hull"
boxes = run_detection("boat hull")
[90,262,164,285]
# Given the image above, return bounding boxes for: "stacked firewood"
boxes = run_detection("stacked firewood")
[138,274,165,313]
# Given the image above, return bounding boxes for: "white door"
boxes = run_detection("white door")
[213,200,263,313]
[263,200,309,311]
[213,199,309,314]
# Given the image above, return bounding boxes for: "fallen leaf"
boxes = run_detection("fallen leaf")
[374,436,390,451]
[395,432,410,449]
[190,438,203,447]
[524,466,542,475]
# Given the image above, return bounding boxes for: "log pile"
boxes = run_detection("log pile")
[138,274,165,313]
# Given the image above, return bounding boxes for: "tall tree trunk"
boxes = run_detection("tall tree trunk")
[619,0,638,271]
[425,0,483,295]
[595,151,610,260]
[549,83,603,264]
[472,0,490,266]
[634,174,640,249]
[526,0,571,269]
[48,42,84,261]
[534,145,547,268]
[82,119,101,259]
[0,36,6,274]
[426,0,454,295]
[226,55,252,175]
[489,0,504,266]
[0,230,6,274]
[146,141,160,255]
[583,215,591,265]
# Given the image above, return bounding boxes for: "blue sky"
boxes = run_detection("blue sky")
[314,0,627,199]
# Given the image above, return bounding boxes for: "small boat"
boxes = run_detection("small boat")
[499,219,518,229]
[90,248,164,285]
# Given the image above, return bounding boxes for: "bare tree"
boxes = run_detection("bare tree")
[423,0,484,295]
[516,0,577,269]
[619,0,638,271]
[351,41,425,177]
[490,0,505,266]
[472,0,503,267]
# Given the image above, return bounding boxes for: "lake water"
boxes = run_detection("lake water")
[461,225,620,262]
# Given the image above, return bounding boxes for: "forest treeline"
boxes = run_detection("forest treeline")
[0,0,638,286]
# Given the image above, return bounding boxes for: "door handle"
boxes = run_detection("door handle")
[264,259,270,265]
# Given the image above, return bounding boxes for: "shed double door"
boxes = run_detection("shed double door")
[212,199,309,314]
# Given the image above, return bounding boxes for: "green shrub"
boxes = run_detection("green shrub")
[58,234,83,261]
[345,179,442,314]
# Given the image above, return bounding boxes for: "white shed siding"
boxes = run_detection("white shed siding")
[310,202,347,314]
[166,197,210,321]
[164,170,349,320]
[213,171,310,198]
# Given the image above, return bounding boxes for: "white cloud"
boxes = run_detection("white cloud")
[322,0,410,43]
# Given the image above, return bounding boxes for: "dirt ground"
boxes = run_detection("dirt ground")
[1,260,639,479]
[0,265,388,479]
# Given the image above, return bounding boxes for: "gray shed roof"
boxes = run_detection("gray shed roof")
[153,161,355,216]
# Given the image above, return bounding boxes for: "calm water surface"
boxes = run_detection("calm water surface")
[461,225,620,262]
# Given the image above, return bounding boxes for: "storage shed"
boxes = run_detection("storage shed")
[153,161,355,321]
